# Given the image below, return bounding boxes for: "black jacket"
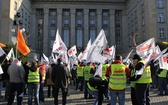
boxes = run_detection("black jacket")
[51,63,71,89]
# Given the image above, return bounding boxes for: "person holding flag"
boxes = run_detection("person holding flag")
[129,54,152,105]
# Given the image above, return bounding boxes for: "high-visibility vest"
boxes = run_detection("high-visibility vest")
[158,69,167,78]
[87,82,98,91]
[109,64,126,90]
[84,66,93,81]
[102,64,109,80]
[77,65,84,77]
[28,68,40,83]
[130,69,135,88]
[136,60,152,84]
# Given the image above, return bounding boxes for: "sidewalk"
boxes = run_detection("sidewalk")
[0,84,168,105]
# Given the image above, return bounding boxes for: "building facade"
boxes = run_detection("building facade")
[0,0,168,57]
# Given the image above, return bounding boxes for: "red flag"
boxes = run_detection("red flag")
[17,27,30,56]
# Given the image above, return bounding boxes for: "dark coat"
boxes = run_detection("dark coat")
[51,63,70,89]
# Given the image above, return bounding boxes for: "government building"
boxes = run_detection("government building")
[0,0,167,57]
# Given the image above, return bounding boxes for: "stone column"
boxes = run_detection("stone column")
[31,8,37,51]
[84,9,89,47]
[43,8,49,55]
[110,9,115,46]
[70,8,76,47]
[97,9,102,34]
[57,8,62,35]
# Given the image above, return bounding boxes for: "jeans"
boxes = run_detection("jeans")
[28,83,40,105]
[39,82,45,102]
[87,89,98,105]
[158,77,168,94]
[109,90,125,105]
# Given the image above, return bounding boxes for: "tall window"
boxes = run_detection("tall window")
[77,19,82,25]
[142,17,145,26]
[77,29,83,47]
[104,29,108,37]
[38,19,43,26]
[50,10,56,16]
[116,39,121,49]
[50,29,55,37]
[89,10,96,16]
[37,40,42,49]
[116,29,120,37]
[51,19,56,26]
[90,29,96,43]
[158,13,164,22]
[90,19,95,25]
[64,19,69,25]
[103,19,108,25]
[159,28,165,38]
[157,0,164,8]
[38,29,42,37]
[63,29,69,46]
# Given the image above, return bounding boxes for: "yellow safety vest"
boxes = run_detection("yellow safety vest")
[28,68,40,83]
[158,69,167,78]
[87,82,98,91]
[77,65,84,77]
[84,66,93,81]
[102,64,109,80]
[136,60,152,84]
[109,64,126,90]
[130,69,135,88]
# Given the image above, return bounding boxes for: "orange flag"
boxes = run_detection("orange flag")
[17,27,30,56]
[0,43,6,47]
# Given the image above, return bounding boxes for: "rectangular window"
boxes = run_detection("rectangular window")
[50,29,56,37]
[77,29,83,47]
[77,10,83,16]
[51,19,56,26]
[159,28,165,38]
[116,20,120,27]
[89,10,96,16]
[157,0,164,8]
[37,40,42,49]
[63,10,70,16]
[63,29,69,46]
[38,29,42,37]
[116,39,121,49]
[90,19,95,25]
[50,40,55,48]
[38,19,43,26]
[104,29,108,37]
[77,19,82,25]
[158,13,164,22]
[116,29,120,37]
[64,19,69,25]
[102,10,108,17]
[103,19,108,25]
[90,29,96,43]
[50,10,56,16]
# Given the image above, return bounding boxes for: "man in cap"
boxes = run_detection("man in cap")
[129,54,152,105]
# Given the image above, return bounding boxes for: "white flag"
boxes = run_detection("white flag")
[6,48,15,60]
[136,37,155,60]
[0,47,5,57]
[78,52,83,62]
[82,39,91,60]
[0,65,3,74]
[94,63,102,77]
[86,29,108,63]
[68,45,77,57]
[123,49,134,63]
[103,45,115,60]
[34,54,38,61]
[159,54,168,69]
[42,53,49,63]
[52,29,67,53]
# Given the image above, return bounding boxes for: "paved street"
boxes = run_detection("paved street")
[0,84,168,105]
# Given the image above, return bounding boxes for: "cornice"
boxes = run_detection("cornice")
[31,0,128,3]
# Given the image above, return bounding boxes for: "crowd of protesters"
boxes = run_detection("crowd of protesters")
[0,53,168,105]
